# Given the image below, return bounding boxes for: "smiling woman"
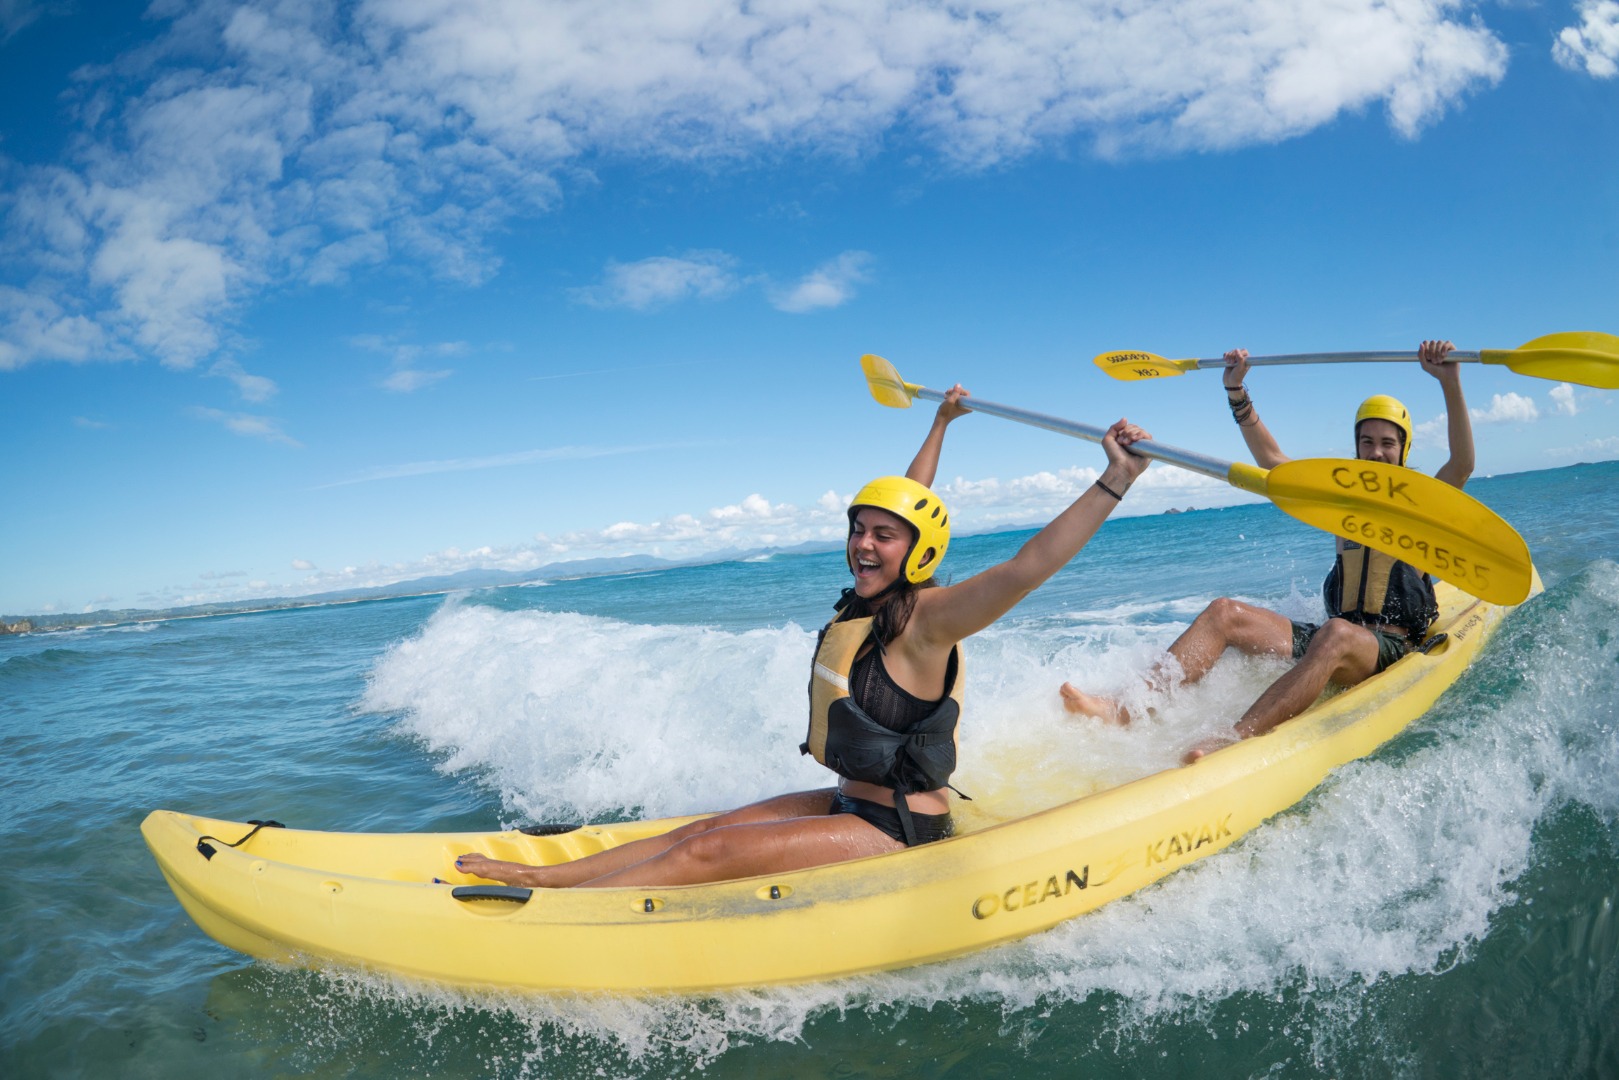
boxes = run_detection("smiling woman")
[453,388,1153,888]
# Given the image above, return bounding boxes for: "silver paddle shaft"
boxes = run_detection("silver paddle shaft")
[1189,350,1481,370]
[910,386,1235,483]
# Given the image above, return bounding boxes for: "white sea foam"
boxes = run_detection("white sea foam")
[361,596,1284,824]
[363,601,827,823]
[353,564,1619,1069]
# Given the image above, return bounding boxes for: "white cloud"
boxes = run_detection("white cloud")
[537,460,1243,566]
[132,456,1250,607]
[382,368,453,392]
[570,252,740,310]
[315,442,686,488]
[1548,435,1619,459]
[0,285,114,369]
[1415,389,1544,447]
[189,405,300,445]
[208,358,278,402]
[1549,382,1579,416]
[73,416,110,429]
[347,335,468,392]
[768,250,873,313]
[1554,0,1619,77]
[1472,391,1540,423]
[1,0,47,41]
[1,0,1511,370]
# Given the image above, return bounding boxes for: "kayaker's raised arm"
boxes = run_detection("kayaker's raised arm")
[1223,348,1288,469]
[908,420,1151,651]
[905,383,971,488]
[1420,340,1474,490]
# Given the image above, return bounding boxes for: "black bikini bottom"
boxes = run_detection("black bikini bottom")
[829,791,954,846]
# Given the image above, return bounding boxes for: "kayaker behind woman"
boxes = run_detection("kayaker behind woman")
[454,387,1151,889]
[1059,339,1472,762]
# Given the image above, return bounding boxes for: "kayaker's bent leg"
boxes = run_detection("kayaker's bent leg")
[572,812,905,889]
[455,788,837,888]
[1061,598,1295,723]
[1183,617,1381,763]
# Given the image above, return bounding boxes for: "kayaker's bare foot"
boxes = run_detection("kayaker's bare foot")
[1059,682,1129,725]
[455,852,536,886]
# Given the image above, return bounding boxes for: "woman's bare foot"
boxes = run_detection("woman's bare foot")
[1059,682,1129,724]
[454,852,541,886]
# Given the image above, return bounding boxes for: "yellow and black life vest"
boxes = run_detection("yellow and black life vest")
[801,614,964,797]
[1323,537,1439,640]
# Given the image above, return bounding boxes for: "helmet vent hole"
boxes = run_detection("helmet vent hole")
[913,498,928,511]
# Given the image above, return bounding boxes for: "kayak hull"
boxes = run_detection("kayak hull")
[142,577,1535,992]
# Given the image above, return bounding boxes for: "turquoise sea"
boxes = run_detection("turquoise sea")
[3,460,1617,1078]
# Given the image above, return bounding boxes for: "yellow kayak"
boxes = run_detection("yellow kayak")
[142,575,1537,993]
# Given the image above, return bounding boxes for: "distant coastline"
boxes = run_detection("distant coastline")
[0,543,845,635]
[0,499,1301,635]
[15,458,1607,636]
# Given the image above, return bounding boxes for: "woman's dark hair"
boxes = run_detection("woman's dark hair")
[836,577,937,644]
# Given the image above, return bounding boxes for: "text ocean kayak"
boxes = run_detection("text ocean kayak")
[142,575,1538,992]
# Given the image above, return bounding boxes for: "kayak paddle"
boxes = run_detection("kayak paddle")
[1094,331,1619,389]
[863,354,1532,605]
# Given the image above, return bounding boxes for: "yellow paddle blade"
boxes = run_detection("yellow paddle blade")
[1258,459,1532,605]
[862,354,920,408]
[1483,331,1619,389]
[1093,350,1197,381]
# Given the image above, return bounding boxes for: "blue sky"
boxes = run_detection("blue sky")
[2,0,1616,617]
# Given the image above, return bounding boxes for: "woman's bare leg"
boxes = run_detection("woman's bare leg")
[574,812,904,888]
[455,788,836,887]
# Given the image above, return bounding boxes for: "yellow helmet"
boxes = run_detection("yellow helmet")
[848,476,950,584]
[1354,394,1412,465]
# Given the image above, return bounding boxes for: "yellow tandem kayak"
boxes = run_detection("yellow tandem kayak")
[142,575,1538,993]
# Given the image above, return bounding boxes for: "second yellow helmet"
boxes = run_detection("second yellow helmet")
[1354,395,1413,465]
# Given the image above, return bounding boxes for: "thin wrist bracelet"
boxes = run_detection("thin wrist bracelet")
[1094,479,1126,501]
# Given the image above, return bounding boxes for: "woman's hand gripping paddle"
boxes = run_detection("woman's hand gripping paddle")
[862,354,1533,605]
[1094,331,1619,389]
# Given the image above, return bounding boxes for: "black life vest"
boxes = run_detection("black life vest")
[801,614,963,797]
[1322,537,1439,640]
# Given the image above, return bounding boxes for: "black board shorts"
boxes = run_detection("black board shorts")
[1290,618,1413,673]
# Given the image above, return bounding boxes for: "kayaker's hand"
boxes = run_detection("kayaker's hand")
[1101,418,1152,487]
[936,383,972,423]
[1222,348,1251,392]
[1418,339,1459,387]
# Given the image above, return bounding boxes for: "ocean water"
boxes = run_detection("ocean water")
[3,460,1617,1078]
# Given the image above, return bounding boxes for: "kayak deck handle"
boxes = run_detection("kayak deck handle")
[517,823,581,836]
[451,885,533,904]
